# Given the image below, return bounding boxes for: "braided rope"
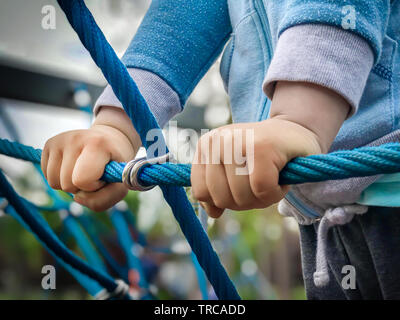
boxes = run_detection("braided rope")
[2,138,400,187]
[0,138,123,182]
[0,170,126,297]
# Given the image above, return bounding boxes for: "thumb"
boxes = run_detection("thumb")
[72,144,109,192]
[200,201,225,219]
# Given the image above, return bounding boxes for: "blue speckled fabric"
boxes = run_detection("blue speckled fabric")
[122,0,393,108]
[122,0,232,107]
[122,0,399,152]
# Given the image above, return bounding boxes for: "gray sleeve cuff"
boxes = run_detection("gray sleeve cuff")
[263,24,374,117]
[94,68,181,128]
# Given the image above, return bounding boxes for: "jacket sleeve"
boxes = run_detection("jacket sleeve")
[274,0,391,62]
[263,0,391,116]
[121,0,232,108]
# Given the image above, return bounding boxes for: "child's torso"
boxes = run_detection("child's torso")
[221,0,400,151]
[220,0,400,216]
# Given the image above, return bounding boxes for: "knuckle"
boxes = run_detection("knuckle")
[250,176,272,199]
[212,197,223,209]
[192,186,208,202]
[71,175,88,189]
[88,201,106,213]
[219,128,233,142]
[233,196,251,209]
[45,134,65,150]
[87,134,105,148]
[45,137,55,148]
[213,198,229,210]
[254,136,274,152]
[61,183,78,194]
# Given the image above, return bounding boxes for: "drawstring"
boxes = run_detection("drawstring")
[277,199,369,288]
[313,204,368,287]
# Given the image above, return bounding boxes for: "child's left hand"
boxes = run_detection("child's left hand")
[190,118,323,218]
[191,81,350,218]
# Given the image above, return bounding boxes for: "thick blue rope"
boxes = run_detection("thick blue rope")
[110,207,149,291]
[56,0,239,300]
[0,109,126,298]
[0,170,128,298]
[2,138,400,186]
[3,201,105,297]
[62,214,108,273]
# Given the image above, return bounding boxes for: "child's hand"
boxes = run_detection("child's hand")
[191,81,350,218]
[41,107,141,212]
[191,119,322,218]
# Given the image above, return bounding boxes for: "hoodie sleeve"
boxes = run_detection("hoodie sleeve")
[121,0,232,108]
[95,0,231,127]
[274,0,391,63]
[263,0,390,116]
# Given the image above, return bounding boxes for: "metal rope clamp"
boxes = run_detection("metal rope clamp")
[122,153,172,191]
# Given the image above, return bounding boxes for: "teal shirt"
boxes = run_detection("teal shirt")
[358,173,400,207]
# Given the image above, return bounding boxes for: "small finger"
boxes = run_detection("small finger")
[224,163,264,209]
[74,183,128,212]
[60,147,81,194]
[249,153,289,205]
[46,150,62,190]
[206,163,235,210]
[200,201,224,219]
[191,140,212,203]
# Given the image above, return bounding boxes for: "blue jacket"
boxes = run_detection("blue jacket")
[123,0,398,150]
[121,0,400,216]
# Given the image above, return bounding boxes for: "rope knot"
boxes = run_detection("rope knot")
[325,207,353,225]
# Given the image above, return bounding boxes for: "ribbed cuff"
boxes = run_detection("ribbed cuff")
[264,24,374,117]
[94,68,181,128]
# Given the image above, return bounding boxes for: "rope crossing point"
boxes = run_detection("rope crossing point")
[64,0,241,300]
[2,138,400,186]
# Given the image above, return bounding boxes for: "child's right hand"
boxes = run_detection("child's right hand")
[41,107,141,212]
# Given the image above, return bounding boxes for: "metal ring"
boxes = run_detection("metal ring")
[122,153,172,191]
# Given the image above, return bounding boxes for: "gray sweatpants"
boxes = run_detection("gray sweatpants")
[300,206,400,299]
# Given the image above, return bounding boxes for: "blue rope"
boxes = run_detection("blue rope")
[77,213,128,280]
[190,252,209,300]
[0,169,129,299]
[62,214,108,273]
[56,0,240,300]
[110,207,149,291]
[3,202,105,297]
[2,138,400,186]
[0,108,127,298]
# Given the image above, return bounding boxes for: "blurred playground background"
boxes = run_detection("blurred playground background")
[0,0,305,300]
